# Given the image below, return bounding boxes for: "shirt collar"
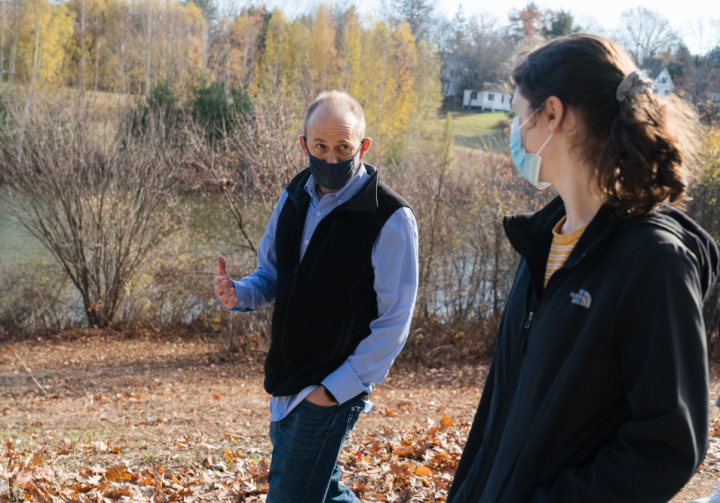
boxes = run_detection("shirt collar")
[304,163,368,204]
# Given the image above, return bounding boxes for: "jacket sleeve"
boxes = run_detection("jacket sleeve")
[532,243,709,503]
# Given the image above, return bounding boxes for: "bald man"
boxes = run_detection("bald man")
[214,91,419,503]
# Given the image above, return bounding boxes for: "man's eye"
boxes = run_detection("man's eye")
[316,144,325,150]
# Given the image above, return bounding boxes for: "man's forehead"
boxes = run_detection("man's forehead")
[306,104,361,140]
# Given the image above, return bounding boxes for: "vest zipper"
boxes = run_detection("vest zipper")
[279,263,300,363]
[306,220,339,278]
[279,217,338,363]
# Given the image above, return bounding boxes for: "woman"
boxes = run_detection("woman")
[447,34,719,502]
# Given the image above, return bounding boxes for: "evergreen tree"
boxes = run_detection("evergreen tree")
[543,11,580,38]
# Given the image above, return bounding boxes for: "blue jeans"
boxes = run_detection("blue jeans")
[267,396,364,503]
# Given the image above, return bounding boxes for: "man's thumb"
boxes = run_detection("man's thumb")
[217,255,229,278]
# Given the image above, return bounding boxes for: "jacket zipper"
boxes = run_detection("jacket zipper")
[468,309,535,501]
[464,264,576,501]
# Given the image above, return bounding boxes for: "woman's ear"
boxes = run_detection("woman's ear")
[545,96,565,135]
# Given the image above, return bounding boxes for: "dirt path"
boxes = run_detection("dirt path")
[1,332,719,501]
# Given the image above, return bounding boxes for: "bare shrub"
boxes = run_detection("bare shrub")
[0,99,180,328]
[0,260,73,331]
[686,128,720,346]
[386,145,551,360]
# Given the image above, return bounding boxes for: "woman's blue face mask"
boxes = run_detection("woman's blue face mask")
[509,105,553,191]
[304,138,366,191]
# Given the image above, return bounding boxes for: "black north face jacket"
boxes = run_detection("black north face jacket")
[448,196,719,503]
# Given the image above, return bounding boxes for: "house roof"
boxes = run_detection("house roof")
[640,66,665,80]
[444,56,468,68]
[482,82,509,94]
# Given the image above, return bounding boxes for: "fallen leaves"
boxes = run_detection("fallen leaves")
[337,412,465,502]
[3,443,271,502]
[699,416,720,477]
[0,412,465,503]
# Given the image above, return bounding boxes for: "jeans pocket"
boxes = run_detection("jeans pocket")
[300,398,339,412]
[344,405,363,435]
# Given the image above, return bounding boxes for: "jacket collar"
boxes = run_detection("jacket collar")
[503,196,620,296]
[285,164,381,213]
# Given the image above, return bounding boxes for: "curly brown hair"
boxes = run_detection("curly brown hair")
[512,34,699,217]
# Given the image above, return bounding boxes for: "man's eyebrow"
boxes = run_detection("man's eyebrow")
[311,137,352,145]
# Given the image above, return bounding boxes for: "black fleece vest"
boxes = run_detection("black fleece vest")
[264,165,410,396]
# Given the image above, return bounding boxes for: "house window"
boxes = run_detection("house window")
[488,93,495,101]
[660,77,667,84]
[501,95,505,103]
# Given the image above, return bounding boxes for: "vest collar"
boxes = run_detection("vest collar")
[286,164,381,213]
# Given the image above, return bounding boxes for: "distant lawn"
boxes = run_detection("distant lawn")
[451,111,509,135]
[439,111,510,153]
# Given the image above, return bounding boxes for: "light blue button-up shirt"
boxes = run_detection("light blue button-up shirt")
[225,164,418,421]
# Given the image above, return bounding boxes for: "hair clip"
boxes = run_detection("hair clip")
[616,70,654,102]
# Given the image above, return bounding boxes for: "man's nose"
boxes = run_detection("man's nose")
[326,152,340,164]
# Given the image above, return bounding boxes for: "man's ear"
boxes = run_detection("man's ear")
[359,137,372,158]
[299,135,309,156]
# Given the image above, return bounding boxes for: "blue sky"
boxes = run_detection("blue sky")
[238,0,720,55]
[435,0,720,55]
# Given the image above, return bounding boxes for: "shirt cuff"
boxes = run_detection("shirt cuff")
[321,361,368,405]
[216,279,253,312]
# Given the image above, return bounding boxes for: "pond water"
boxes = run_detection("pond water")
[0,191,50,266]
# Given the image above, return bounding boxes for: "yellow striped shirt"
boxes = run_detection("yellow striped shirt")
[544,216,589,287]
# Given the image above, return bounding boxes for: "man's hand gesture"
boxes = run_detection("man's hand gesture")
[214,256,238,310]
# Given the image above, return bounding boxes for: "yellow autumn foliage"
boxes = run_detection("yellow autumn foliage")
[4,0,442,159]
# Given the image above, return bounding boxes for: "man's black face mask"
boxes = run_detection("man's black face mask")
[304,137,365,191]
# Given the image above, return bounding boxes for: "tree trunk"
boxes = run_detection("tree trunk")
[0,0,6,97]
[17,18,41,161]
[119,6,126,95]
[201,21,208,68]
[144,4,153,96]
[7,0,19,91]
[80,0,86,99]
[94,40,101,92]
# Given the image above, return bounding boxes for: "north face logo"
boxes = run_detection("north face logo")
[570,289,592,309]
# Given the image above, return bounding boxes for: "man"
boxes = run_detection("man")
[213,91,418,502]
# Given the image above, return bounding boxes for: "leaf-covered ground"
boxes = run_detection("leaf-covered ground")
[1,331,719,502]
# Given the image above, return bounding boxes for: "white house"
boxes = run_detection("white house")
[462,83,511,112]
[640,66,675,96]
[441,57,468,99]
[710,92,720,106]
